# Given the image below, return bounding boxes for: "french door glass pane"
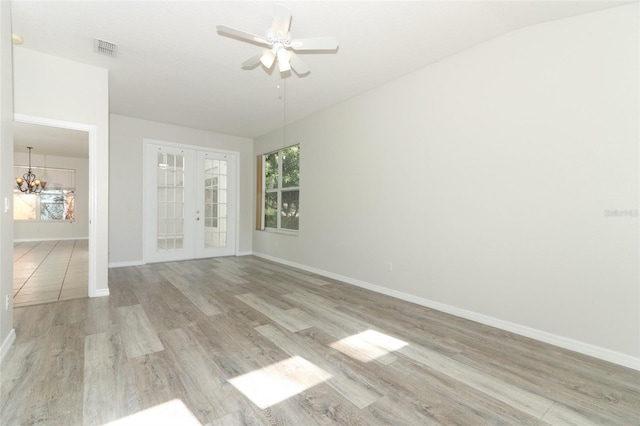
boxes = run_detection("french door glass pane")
[203,158,228,248]
[157,152,186,252]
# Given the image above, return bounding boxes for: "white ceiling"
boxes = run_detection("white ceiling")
[11,1,633,140]
[14,122,89,159]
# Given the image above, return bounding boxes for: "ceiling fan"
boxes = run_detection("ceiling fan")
[216,4,338,76]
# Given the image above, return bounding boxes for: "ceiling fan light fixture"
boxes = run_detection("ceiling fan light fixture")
[11,33,24,45]
[260,50,276,69]
[277,48,291,72]
[217,4,338,75]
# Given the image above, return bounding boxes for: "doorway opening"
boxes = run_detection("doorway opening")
[13,114,99,306]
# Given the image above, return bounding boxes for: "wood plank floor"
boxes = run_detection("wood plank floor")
[1,256,639,425]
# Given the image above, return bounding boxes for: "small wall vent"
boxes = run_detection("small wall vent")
[94,38,118,58]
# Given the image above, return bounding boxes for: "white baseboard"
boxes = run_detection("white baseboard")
[253,252,640,372]
[109,260,146,268]
[0,329,16,364]
[109,253,252,267]
[92,288,110,297]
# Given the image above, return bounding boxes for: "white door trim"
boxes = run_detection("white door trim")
[143,138,241,263]
[14,113,100,297]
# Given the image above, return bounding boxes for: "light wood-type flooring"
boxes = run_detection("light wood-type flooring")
[13,240,88,308]
[2,256,639,425]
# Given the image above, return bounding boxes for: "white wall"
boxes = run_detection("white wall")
[254,5,639,368]
[0,1,15,362]
[13,47,109,296]
[109,114,253,265]
[13,152,89,241]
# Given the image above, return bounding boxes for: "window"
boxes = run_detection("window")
[13,165,76,221]
[258,145,299,231]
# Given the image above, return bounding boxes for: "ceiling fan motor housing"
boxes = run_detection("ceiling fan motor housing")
[266,28,292,47]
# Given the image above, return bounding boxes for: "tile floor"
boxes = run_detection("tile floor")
[13,239,88,308]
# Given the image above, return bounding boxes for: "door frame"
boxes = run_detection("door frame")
[142,138,240,263]
[14,113,100,297]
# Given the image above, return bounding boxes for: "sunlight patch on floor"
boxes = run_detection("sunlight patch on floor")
[228,355,333,409]
[330,329,408,363]
[104,399,201,426]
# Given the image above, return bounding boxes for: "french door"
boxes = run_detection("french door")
[145,142,236,263]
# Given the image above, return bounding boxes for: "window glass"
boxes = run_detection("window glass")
[261,145,299,231]
[281,146,299,188]
[14,190,75,221]
[13,192,36,221]
[40,190,75,221]
[265,192,278,229]
[264,152,279,190]
[281,189,299,230]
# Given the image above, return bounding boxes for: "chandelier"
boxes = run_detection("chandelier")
[16,146,46,193]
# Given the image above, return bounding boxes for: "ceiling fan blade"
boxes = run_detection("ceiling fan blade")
[290,36,338,51]
[241,52,264,69]
[216,25,269,46]
[272,4,292,39]
[288,51,310,75]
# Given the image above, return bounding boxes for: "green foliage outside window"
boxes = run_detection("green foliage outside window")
[264,152,278,190]
[263,145,300,231]
[282,146,299,188]
[265,192,278,228]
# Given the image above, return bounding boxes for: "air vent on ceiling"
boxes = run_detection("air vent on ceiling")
[94,38,118,58]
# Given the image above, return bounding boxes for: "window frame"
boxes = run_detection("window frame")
[258,145,300,233]
[13,188,76,222]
